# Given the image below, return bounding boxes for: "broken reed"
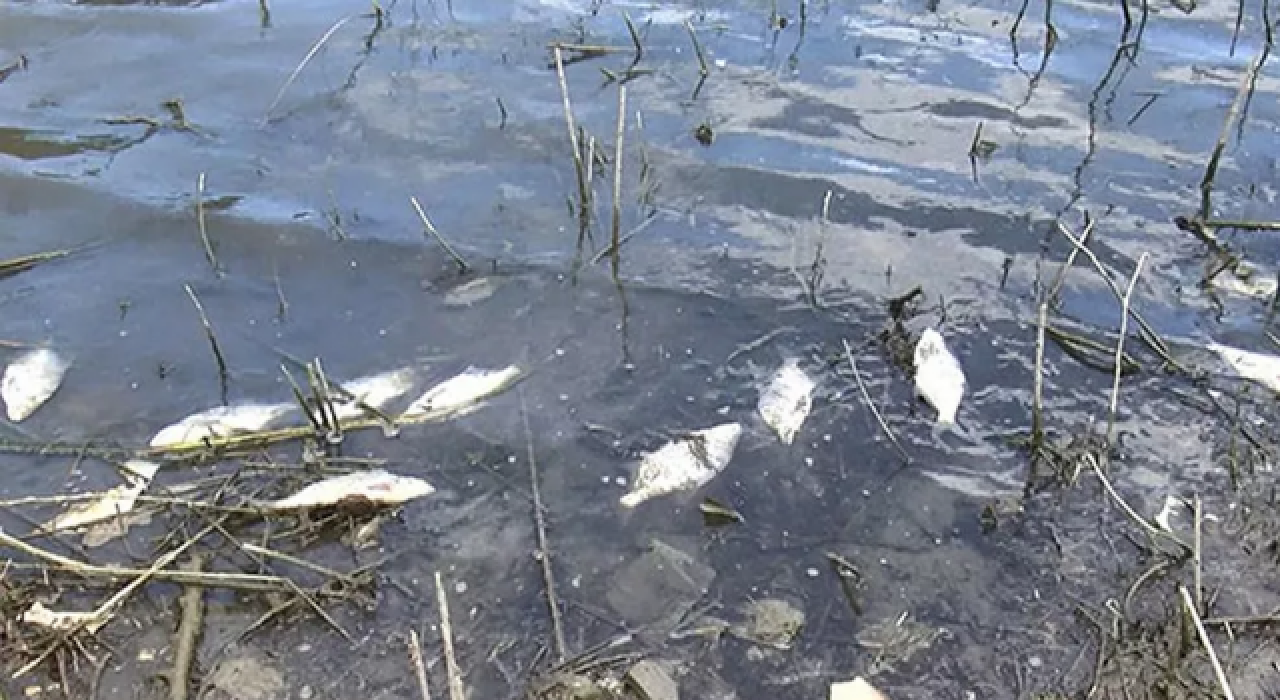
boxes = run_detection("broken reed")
[183,283,230,405]
[552,45,592,254]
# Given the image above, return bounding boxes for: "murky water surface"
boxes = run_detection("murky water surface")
[3,0,1280,697]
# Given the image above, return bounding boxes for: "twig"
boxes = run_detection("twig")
[408,630,432,700]
[1199,41,1270,220]
[552,46,591,252]
[1055,222,1180,372]
[195,173,220,276]
[1085,455,1189,551]
[0,528,319,594]
[409,197,468,273]
[1033,302,1047,442]
[1179,585,1236,700]
[1193,493,1204,614]
[264,14,358,122]
[590,214,657,265]
[683,20,709,77]
[1107,252,1148,443]
[1046,214,1095,304]
[521,392,568,662]
[435,572,465,700]
[842,340,909,463]
[167,554,207,700]
[622,11,643,62]
[13,518,221,679]
[610,85,627,280]
[183,284,230,406]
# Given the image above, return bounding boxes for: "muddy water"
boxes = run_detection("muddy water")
[2,0,1279,698]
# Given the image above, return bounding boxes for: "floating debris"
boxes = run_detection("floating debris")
[150,402,294,448]
[402,365,523,421]
[330,368,416,421]
[913,328,966,425]
[699,496,744,526]
[626,660,679,700]
[730,598,805,650]
[443,276,499,307]
[1209,342,1280,393]
[620,423,742,508]
[757,358,815,445]
[2,346,69,422]
[830,677,890,700]
[43,460,162,546]
[260,469,434,511]
[19,602,100,633]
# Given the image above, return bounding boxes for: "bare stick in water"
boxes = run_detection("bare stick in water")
[183,283,230,405]
[1032,302,1047,443]
[264,14,358,122]
[553,46,591,254]
[842,340,909,463]
[1106,252,1147,444]
[195,173,221,276]
[1199,42,1269,220]
[610,85,627,279]
[521,392,568,662]
[434,572,465,700]
[409,196,468,273]
[1179,585,1236,700]
[407,630,433,700]
[684,20,709,76]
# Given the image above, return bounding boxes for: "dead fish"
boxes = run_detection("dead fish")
[1209,342,1280,393]
[913,328,966,426]
[2,346,69,422]
[402,365,523,421]
[830,677,890,700]
[44,459,161,534]
[150,402,295,448]
[757,358,815,445]
[621,423,743,508]
[329,367,416,422]
[260,469,434,511]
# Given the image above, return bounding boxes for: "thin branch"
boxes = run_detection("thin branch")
[521,391,567,662]
[1180,585,1236,700]
[842,340,909,463]
[435,572,465,700]
[409,197,468,273]
[1107,252,1148,443]
[183,284,230,405]
[264,14,359,122]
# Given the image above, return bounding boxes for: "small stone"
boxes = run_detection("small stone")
[299,686,313,700]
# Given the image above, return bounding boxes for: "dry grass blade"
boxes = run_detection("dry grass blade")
[408,629,433,700]
[195,172,221,275]
[521,392,567,662]
[1055,222,1180,372]
[435,572,465,700]
[1107,252,1148,443]
[1032,302,1047,442]
[409,196,468,273]
[1199,41,1270,220]
[183,284,231,405]
[842,340,909,463]
[610,85,627,279]
[1179,585,1236,700]
[264,14,359,122]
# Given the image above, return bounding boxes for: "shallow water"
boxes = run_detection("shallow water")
[2,0,1280,697]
